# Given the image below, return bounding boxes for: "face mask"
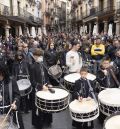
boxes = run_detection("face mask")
[36,56,43,63]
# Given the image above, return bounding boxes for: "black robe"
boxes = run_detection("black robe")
[30,62,52,129]
[72,78,94,129]
[12,60,29,80]
[0,78,24,129]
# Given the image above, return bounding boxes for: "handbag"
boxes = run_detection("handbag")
[48,64,62,78]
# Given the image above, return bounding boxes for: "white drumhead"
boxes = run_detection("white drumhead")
[36,88,69,100]
[105,115,120,129]
[87,73,96,81]
[17,79,31,91]
[64,73,96,83]
[64,73,80,83]
[98,88,120,106]
[69,99,98,113]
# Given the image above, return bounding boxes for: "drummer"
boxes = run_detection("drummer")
[96,58,119,89]
[29,48,53,129]
[72,67,94,129]
[0,64,24,129]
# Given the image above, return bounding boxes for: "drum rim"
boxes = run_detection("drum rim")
[36,87,70,100]
[69,99,99,114]
[20,86,32,97]
[98,88,120,106]
[103,112,120,129]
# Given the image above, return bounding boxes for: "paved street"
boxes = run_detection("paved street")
[23,109,103,129]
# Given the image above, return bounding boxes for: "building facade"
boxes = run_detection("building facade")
[71,0,120,36]
[0,0,42,37]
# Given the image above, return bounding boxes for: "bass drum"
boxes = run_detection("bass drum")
[103,112,120,129]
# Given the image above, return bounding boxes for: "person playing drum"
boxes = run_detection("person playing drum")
[30,48,53,129]
[72,67,94,129]
[0,64,24,129]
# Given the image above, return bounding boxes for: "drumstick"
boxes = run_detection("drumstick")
[0,101,16,128]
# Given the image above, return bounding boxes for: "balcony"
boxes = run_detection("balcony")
[97,6,115,17]
[0,3,10,16]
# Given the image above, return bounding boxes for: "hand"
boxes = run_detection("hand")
[86,97,91,101]
[78,96,83,102]
[102,70,108,75]
[43,84,48,91]
[11,101,17,110]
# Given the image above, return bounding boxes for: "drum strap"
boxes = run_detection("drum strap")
[87,80,97,103]
[9,79,12,105]
[109,69,120,87]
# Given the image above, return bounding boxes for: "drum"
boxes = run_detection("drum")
[69,99,99,122]
[17,79,32,97]
[98,88,120,116]
[0,115,17,129]
[64,73,96,92]
[35,87,69,113]
[104,113,120,129]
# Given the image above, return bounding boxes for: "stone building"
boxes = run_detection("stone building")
[71,0,120,36]
[0,0,42,37]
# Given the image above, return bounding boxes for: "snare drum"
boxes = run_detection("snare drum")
[69,99,99,122]
[35,87,69,113]
[64,73,96,92]
[17,79,32,97]
[104,113,120,129]
[98,88,120,116]
[0,115,17,129]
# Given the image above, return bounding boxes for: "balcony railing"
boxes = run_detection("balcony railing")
[83,5,115,18]
[0,3,10,16]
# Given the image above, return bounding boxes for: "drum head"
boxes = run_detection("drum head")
[36,88,69,100]
[87,73,96,81]
[69,99,98,114]
[98,88,120,106]
[64,73,81,83]
[104,113,120,129]
[64,73,96,83]
[17,79,31,91]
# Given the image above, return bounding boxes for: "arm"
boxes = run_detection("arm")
[12,79,20,110]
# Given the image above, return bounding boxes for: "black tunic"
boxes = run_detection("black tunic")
[72,78,94,129]
[0,78,24,129]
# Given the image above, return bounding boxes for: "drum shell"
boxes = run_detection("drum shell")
[64,79,74,93]
[69,108,99,122]
[20,86,32,97]
[35,88,70,113]
[17,79,32,97]
[69,100,99,122]
[98,88,120,116]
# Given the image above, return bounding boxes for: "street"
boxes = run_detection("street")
[23,109,103,129]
